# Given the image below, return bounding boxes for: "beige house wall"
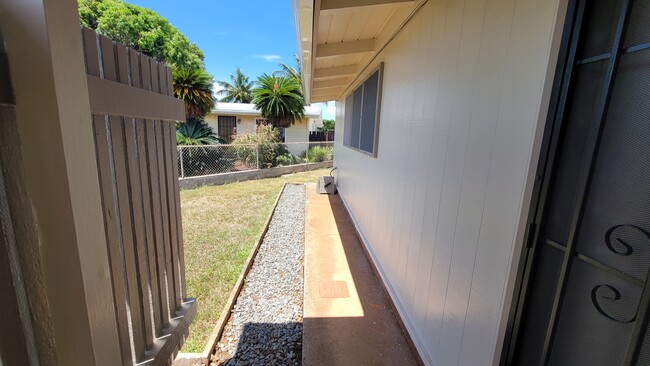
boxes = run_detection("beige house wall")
[205,113,310,144]
[333,0,568,364]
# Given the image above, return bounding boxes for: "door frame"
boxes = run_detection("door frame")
[502,0,650,364]
[500,0,581,363]
[217,115,237,143]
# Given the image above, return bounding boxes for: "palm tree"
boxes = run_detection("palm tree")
[275,55,302,88]
[173,67,216,119]
[176,118,223,145]
[253,74,305,128]
[217,67,254,103]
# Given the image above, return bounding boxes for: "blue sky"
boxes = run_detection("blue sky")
[126,0,335,119]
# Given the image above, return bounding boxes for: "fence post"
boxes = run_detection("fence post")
[256,144,260,169]
[179,146,185,178]
[304,142,308,171]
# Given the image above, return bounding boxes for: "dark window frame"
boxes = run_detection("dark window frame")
[342,62,384,157]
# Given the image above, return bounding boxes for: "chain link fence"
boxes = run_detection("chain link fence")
[177,142,334,178]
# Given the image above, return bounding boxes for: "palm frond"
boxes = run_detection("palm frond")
[173,67,216,119]
[252,74,305,128]
[216,67,254,103]
[176,118,222,145]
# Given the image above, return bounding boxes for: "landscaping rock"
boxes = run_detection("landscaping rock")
[211,184,305,366]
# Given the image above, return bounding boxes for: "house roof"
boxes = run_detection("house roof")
[212,102,322,119]
[293,0,423,103]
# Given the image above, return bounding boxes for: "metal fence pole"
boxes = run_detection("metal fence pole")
[256,144,260,169]
[179,146,185,178]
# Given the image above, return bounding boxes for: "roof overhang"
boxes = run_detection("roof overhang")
[293,0,424,103]
[212,102,322,119]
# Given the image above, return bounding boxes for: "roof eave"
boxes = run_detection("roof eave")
[293,0,315,104]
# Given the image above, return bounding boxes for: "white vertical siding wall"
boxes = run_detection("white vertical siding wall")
[284,118,309,143]
[333,0,566,364]
[285,119,309,156]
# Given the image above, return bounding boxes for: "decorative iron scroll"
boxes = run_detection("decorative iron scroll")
[605,224,650,256]
[591,284,636,323]
[590,224,650,322]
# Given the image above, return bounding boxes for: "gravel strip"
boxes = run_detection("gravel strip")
[211,184,305,366]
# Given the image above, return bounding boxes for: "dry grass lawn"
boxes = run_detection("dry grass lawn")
[179,168,330,353]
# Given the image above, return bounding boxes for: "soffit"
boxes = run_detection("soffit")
[301,0,422,103]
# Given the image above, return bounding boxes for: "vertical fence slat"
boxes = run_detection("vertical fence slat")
[124,117,155,353]
[158,62,167,95]
[166,67,173,97]
[163,121,182,309]
[155,120,177,314]
[82,28,100,77]
[151,60,160,94]
[92,114,132,366]
[140,54,152,91]
[115,43,129,85]
[99,36,116,82]
[147,120,171,326]
[129,49,141,88]
[168,123,187,298]
[136,119,163,337]
[109,115,146,362]
[84,27,193,362]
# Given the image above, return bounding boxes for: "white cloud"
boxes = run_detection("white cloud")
[313,101,336,120]
[254,54,282,62]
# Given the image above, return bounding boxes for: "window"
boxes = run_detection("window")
[343,63,383,156]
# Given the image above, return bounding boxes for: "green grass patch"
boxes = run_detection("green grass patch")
[180,168,330,352]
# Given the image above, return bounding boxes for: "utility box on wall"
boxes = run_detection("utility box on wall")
[317,176,336,195]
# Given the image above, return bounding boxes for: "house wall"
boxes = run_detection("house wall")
[284,118,309,156]
[333,0,567,365]
[308,117,323,132]
[205,113,309,147]
[204,114,257,138]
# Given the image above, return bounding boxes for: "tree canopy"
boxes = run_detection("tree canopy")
[320,119,335,131]
[173,67,216,119]
[253,74,305,128]
[274,55,303,91]
[78,0,205,69]
[217,67,254,103]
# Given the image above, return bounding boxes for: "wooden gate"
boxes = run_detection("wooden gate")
[81,27,195,365]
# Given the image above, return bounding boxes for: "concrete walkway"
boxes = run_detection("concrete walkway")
[303,183,420,366]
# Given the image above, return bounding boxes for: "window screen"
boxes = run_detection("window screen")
[218,116,237,143]
[351,86,363,149]
[341,63,383,156]
[343,93,353,146]
[360,70,379,153]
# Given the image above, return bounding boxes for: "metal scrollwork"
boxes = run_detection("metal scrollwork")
[604,224,650,256]
[591,284,636,323]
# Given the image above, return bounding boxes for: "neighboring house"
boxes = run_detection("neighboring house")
[295,0,650,365]
[205,102,322,144]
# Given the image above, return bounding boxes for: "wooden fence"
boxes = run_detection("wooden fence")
[309,130,334,141]
[81,27,195,365]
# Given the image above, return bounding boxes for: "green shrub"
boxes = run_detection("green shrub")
[306,145,334,163]
[232,126,290,168]
[275,153,302,166]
